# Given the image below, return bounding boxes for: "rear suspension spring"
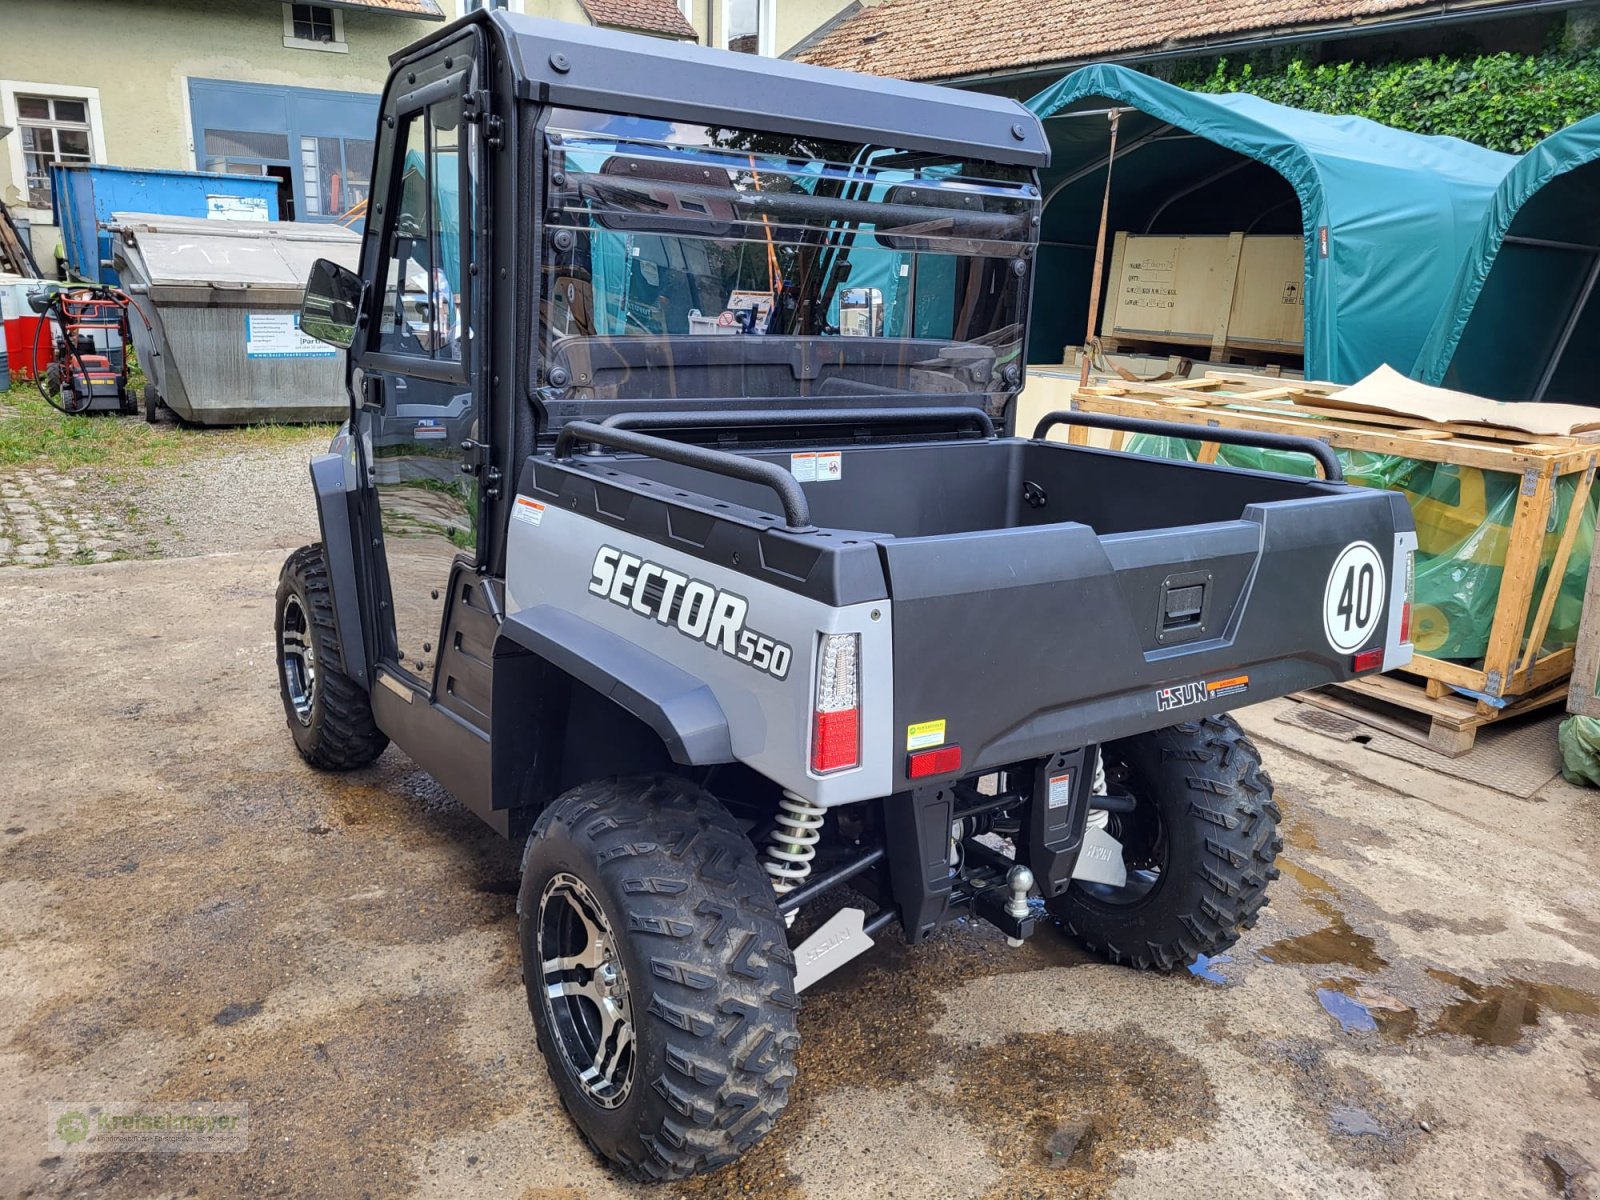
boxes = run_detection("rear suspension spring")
[763,790,824,908]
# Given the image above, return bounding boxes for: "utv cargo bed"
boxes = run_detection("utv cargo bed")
[508,413,1415,803]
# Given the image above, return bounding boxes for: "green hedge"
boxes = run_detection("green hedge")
[1185,51,1600,153]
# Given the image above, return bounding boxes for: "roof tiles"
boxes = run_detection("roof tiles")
[577,0,698,39]
[792,0,1479,81]
[329,0,447,20]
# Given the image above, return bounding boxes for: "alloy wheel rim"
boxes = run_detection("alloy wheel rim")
[280,594,317,726]
[538,873,635,1108]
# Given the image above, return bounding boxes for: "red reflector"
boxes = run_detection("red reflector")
[1399,601,1412,645]
[907,745,962,779]
[811,708,859,773]
[1352,648,1385,673]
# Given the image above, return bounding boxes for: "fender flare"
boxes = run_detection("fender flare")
[309,451,368,685]
[494,605,735,765]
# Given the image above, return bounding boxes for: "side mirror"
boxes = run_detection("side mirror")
[300,257,363,349]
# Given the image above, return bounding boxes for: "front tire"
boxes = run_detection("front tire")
[275,543,387,770]
[1049,715,1281,970]
[519,776,799,1182]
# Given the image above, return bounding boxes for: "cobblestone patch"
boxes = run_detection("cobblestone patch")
[0,467,143,567]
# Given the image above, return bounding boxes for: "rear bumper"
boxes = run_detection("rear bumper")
[880,488,1415,787]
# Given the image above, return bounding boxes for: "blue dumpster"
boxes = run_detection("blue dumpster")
[50,165,279,285]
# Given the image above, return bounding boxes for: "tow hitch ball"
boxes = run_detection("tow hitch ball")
[1004,865,1034,948]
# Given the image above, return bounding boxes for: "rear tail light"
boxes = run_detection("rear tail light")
[811,633,860,774]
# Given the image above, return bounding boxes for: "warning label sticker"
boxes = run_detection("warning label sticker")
[906,719,946,751]
[1047,771,1073,809]
[790,451,842,483]
[511,497,545,527]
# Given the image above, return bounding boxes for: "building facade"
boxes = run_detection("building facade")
[1,0,851,268]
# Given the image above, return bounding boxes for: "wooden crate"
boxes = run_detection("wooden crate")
[1068,373,1600,706]
[1101,233,1304,362]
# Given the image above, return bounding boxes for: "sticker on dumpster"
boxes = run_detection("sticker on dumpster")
[244,313,337,359]
[207,194,269,221]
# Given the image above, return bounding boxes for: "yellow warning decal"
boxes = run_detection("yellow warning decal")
[906,719,946,752]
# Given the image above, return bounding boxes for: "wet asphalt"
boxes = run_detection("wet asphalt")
[2,549,1598,1199]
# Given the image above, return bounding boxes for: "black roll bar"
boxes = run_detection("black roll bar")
[553,420,814,530]
[599,406,996,438]
[1031,409,1343,482]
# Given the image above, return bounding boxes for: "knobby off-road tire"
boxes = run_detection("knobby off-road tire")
[275,543,388,770]
[1049,714,1281,970]
[519,776,799,1182]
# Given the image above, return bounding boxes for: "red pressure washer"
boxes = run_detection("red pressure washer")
[27,285,138,415]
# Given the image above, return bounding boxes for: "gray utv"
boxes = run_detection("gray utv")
[276,10,1416,1181]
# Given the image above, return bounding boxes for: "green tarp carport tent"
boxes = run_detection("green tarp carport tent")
[1414,114,1600,404]
[1025,65,1517,383]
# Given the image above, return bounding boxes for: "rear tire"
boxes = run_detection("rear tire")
[518,776,799,1181]
[1048,715,1280,970]
[143,383,163,424]
[275,543,387,770]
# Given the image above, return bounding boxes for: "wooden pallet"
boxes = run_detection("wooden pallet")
[1098,334,1304,370]
[1292,673,1568,758]
[1070,373,1600,706]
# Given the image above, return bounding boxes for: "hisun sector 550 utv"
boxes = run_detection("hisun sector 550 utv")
[277,10,1415,1180]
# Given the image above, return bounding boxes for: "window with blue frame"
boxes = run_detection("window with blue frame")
[188,79,379,224]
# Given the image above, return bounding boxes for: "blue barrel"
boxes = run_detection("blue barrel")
[50,165,280,286]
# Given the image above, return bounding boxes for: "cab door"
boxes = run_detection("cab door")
[357,71,483,695]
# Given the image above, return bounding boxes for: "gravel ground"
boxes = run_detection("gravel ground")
[0,433,328,568]
[107,437,328,558]
[1,550,1598,1200]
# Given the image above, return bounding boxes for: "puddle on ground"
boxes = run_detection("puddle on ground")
[1188,953,1233,985]
[1315,977,1418,1041]
[1318,987,1377,1033]
[1328,1103,1385,1136]
[1257,863,1386,972]
[1426,970,1600,1047]
[1312,970,1599,1048]
[1276,858,1335,894]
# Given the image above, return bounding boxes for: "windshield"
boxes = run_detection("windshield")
[539,111,1038,415]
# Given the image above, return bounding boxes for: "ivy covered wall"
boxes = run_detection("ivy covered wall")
[1182,47,1600,154]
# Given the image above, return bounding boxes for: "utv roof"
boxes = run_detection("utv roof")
[400,12,1049,168]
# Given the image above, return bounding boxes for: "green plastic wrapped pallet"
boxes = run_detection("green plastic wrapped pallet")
[1128,436,1598,663]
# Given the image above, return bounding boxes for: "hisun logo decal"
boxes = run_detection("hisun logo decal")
[1156,674,1249,712]
[589,546,792,679]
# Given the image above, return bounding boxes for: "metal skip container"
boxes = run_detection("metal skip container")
[110,213,359,425]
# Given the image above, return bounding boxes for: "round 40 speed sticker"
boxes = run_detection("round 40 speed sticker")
[1323,541,1386,652]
